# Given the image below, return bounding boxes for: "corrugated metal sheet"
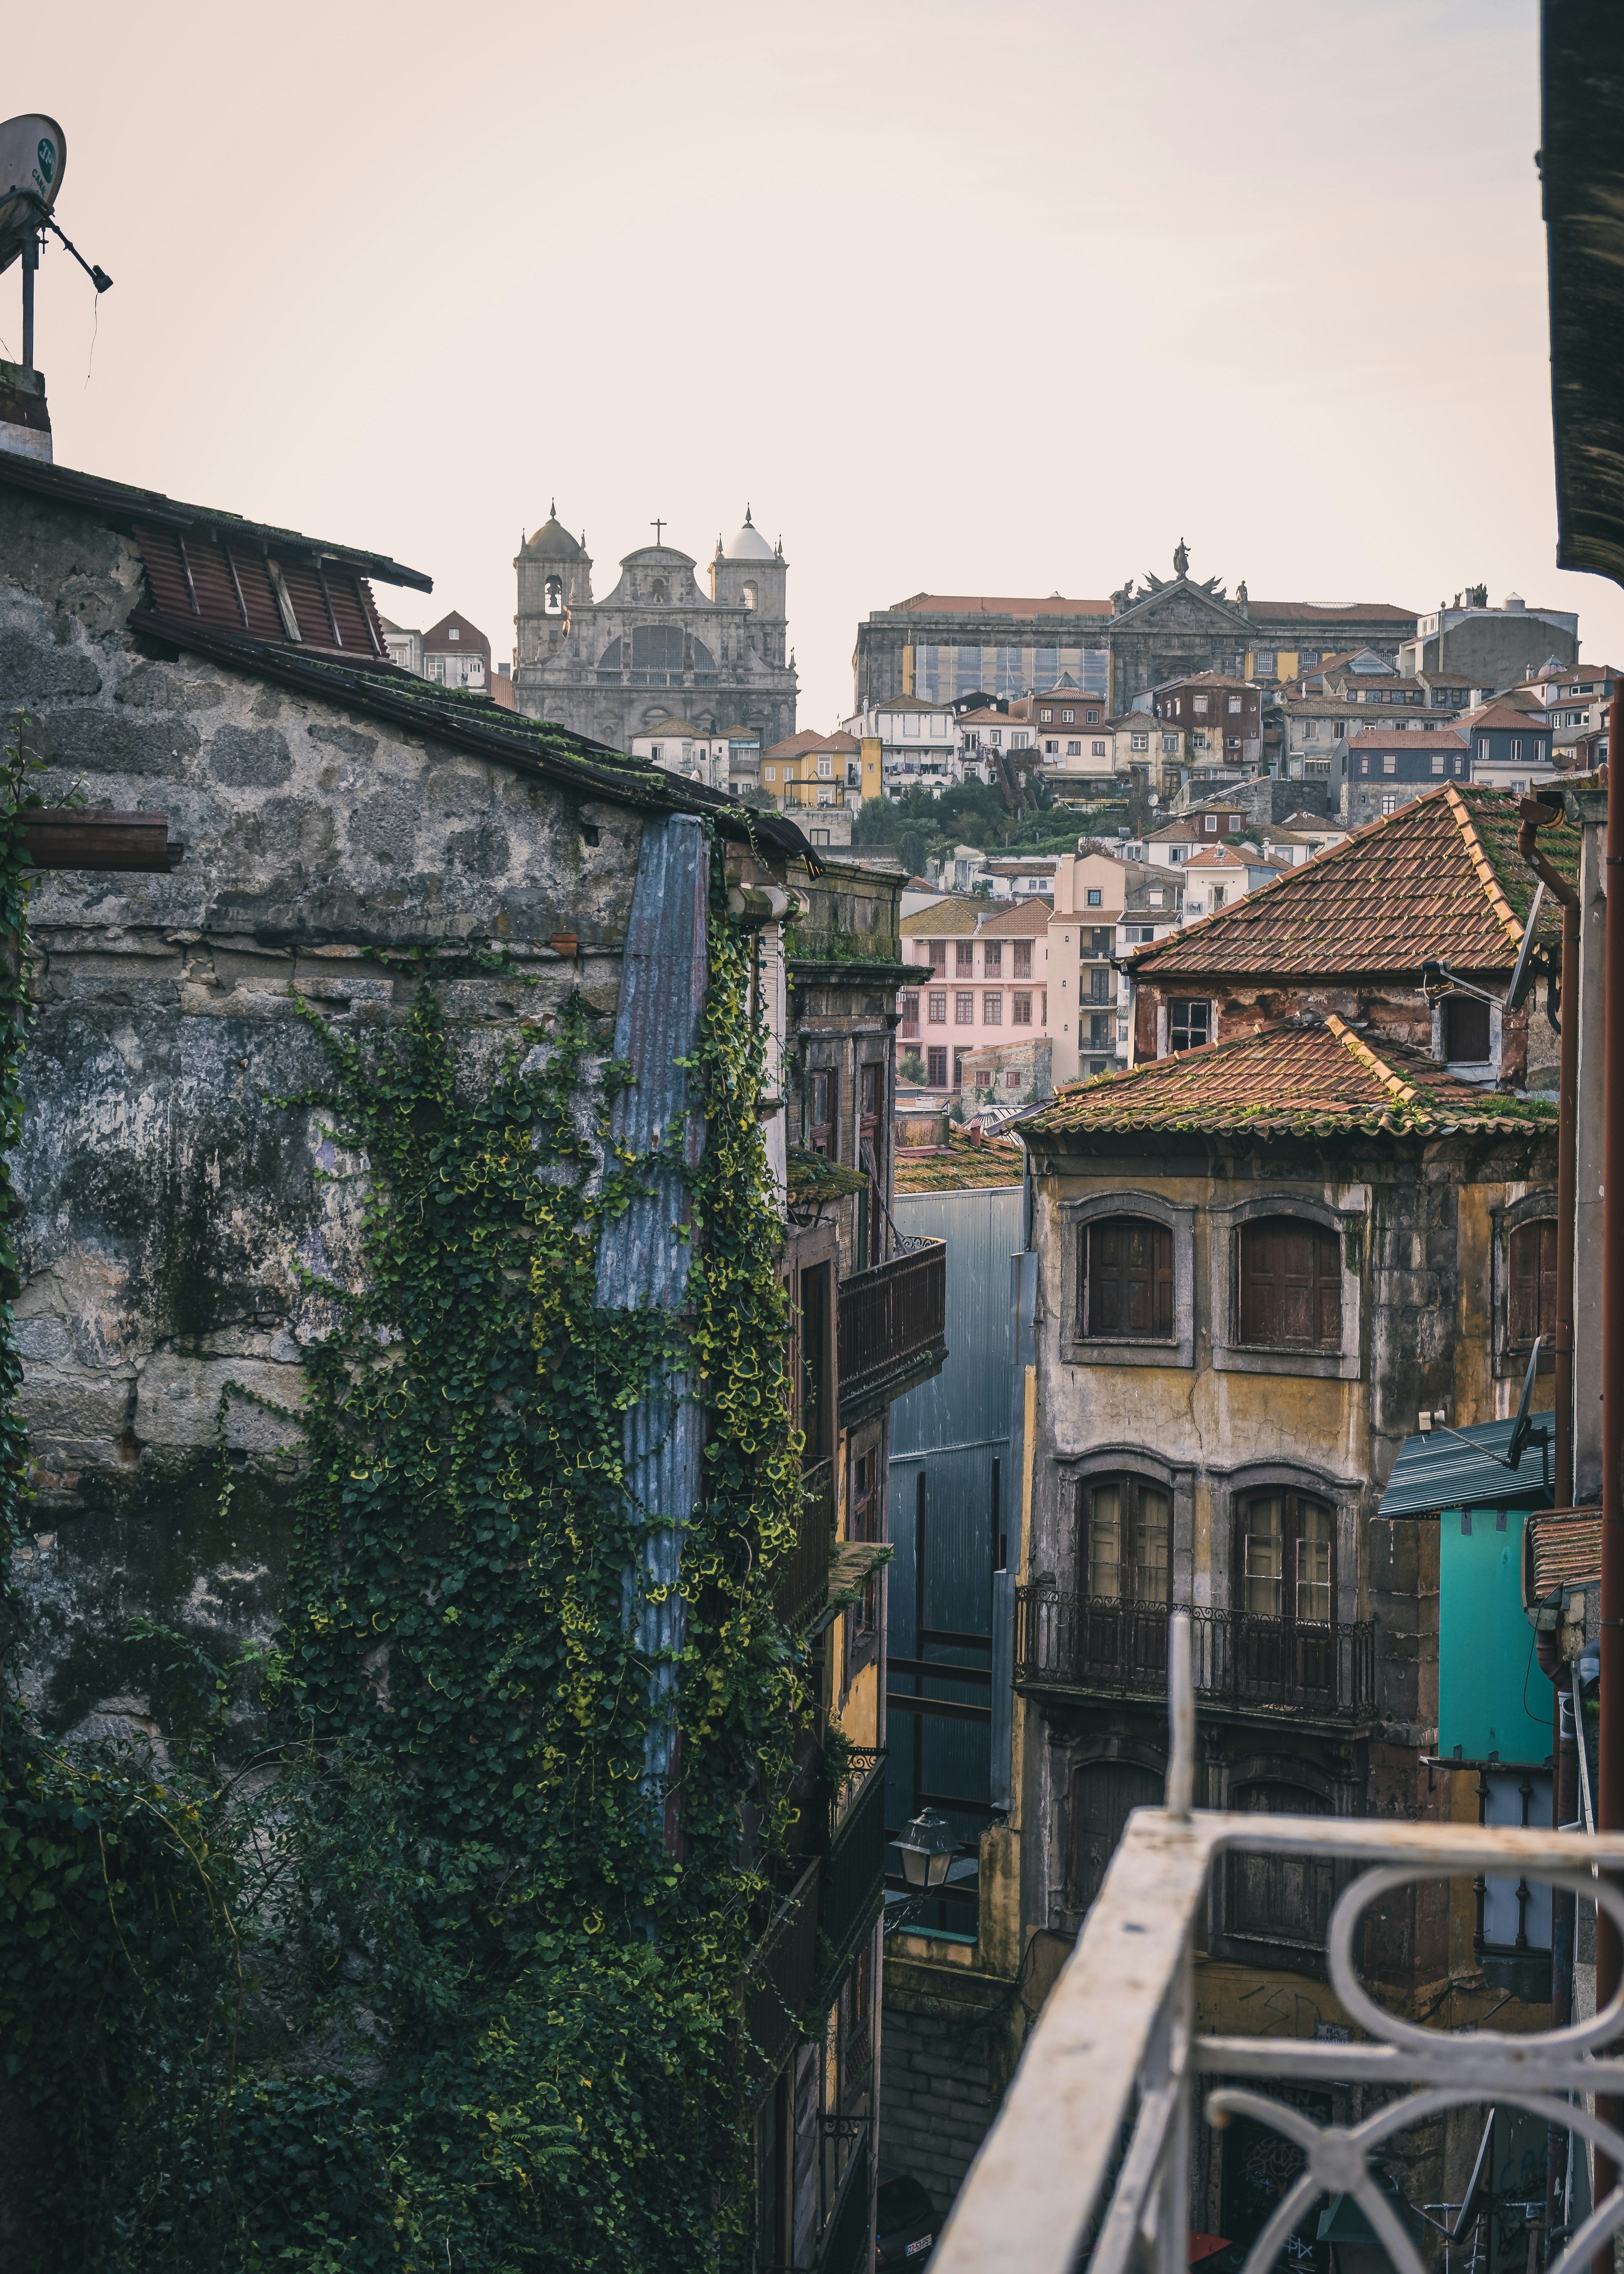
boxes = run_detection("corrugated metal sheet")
[887,1186,1023,1841]
[890,1187,1023,1460]
[595,813,708,1311]
[1379,1415,1554,1519]
[593,815,710,1807]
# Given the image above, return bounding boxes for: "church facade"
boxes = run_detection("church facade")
[513,507,798,754]
[853,547,1417,714]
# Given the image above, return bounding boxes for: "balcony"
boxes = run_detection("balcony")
[776,1456,836,1634]
[1014,1590,1373,1721]
[740,1856,820,2101]
[931,1617,1624,2274]
[817,1745,887,2000]
[837,1238,947,1424]
[814,2116,872,2274]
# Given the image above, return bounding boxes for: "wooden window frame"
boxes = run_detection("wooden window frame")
[1079,1472,1173,1608]
[1237,1217,1343,1353]
[1062,1193,1196,1370]
[1080,1215,1175,1343]
[1212,1195,1362,1381]
[1232,1487,1336,1626]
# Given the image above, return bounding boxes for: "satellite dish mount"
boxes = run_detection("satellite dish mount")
[0,115,112,375]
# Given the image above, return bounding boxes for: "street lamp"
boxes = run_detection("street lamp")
[894,1807,956,1891]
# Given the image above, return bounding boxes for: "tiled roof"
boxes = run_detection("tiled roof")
[766,729,839,757]
[1457,700,1552,733]
[895,1134,1026,1191]
[1526,1509,1601,1600]
[1123,783,1575,979]
[889,593,1113,617]
[1345,725,1468,746]
[900,898,981,936]
[1022,1017,1559,1141]
[978,899,1053,933]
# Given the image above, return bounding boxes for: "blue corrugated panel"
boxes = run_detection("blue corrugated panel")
[887,1185,1023,1837]
[1378,1416,1554,1519]
[593,816,710,1807]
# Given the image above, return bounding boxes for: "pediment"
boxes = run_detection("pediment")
[1112,579,1252,634]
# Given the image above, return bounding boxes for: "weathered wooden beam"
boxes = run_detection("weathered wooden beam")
[22,811,184,872]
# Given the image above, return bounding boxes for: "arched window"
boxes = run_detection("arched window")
[1237,1490,1333,1623]
[1238,1217,1341,1349]
[631,625,685,673]
[543,574,563,615]
[1229,1781,1334,1946]
[742,580,758,610]
[1072,1759,1163,1914]
[1081,1476,1170,1604]
[1509,1217,1557,1348]
[1080,1215,1173,1339]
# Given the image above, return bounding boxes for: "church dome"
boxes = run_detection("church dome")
[523,503,584,558]
[724,506,776,562]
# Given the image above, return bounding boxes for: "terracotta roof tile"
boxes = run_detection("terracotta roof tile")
[1022,1017,1558,1141]
[1123,783,1575,980]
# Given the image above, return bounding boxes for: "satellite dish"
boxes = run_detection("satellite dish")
[1506,877,1547,1012]
[1506,1333,1544,1470]
[0,115,65,276]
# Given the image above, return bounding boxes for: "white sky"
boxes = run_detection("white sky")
[10,0,1614,731]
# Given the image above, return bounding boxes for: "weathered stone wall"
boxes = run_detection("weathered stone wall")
[0,490,649,1743]
[877,2001,993,2215]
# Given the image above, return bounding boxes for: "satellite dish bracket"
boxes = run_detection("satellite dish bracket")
[14,191,111,293]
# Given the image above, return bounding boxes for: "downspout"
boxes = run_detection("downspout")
[1518,797,1579,1508]
[1598,714,1624,2243]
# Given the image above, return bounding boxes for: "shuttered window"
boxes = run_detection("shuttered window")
[1084,1216,1174,1338]
[1238,1218,1341,1349]
[1509,1217,1557,1347]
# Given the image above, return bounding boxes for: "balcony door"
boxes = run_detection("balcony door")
[858,1060,882,1267]
[1234,1491,1334,1706]
[1078,1477,1170,1684]
[1072,1759,1163,1914]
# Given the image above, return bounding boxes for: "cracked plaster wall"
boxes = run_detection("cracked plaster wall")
[0,491,645,1747]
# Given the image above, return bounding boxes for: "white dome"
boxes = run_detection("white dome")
[726,507,776,562]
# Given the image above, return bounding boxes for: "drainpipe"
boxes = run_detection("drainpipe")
[1517,798,1579,1509]
[1597,715,1624,2246]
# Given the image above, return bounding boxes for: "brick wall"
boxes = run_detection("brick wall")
[878,2005,992,2216]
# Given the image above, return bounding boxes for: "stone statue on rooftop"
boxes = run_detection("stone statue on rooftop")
[1173,538,1190,577]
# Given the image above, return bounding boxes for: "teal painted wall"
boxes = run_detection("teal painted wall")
[1438,1504,1553,1761]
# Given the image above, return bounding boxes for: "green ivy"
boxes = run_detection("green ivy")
[0,792,811,2272]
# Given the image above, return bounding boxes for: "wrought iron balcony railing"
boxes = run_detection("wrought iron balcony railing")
[931,1617,1624,2274]
[837,1239,947,1419]
[775,1457,836,1634]
[815,2115,872,2274]
[817,1746,886,1999]
[1014,1588,1373,1719]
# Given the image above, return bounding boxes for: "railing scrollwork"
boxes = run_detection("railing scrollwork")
[930,1613,1624,2274]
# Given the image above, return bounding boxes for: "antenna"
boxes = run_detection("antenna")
[0,114,112,373]
[1506,877,1547,1012]
[1507,1332,1545,1469]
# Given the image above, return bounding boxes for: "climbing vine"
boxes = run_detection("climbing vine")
[0,789,812,2271]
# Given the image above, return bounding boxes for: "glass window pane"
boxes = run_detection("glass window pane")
[1136,1487,1171,1604]
[1297,1498,1332,1622]
[1244,1496,1284,1615]
[1089,1483,1122,1599]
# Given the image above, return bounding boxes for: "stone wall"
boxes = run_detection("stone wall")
[878,2001,993,2214]
[0,486,651,1746]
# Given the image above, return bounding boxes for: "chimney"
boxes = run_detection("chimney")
[0,359,51,462]
[1055,851,1076,916]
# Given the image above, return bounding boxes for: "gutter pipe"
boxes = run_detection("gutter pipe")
[1598,716,1624,2252]
[1517,796,1580,1511]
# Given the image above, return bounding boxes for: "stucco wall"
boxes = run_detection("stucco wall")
[0,490,649,1741]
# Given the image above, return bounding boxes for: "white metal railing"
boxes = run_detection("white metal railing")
[932,1613,1624,2274]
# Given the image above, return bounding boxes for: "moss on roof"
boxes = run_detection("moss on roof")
[1023,1016,1560,1143]
[896,1134,1026,1190]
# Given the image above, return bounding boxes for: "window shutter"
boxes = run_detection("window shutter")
[1241,1220,1341,1348]
[1154,1226,1174,1337]
[1314,1226,1342,1348]
[1088,1221,1124,1332]
[1240,1222,1278,1342]
[1509,1219,1556,1343]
